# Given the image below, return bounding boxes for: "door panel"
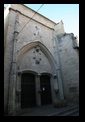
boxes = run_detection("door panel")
[21,73,36,108]
[40,75,52,105]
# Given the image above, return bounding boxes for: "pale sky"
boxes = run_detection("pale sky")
[4,4,79,40]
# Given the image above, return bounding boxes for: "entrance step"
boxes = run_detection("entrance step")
[15,104,79,116]
[47,106,79,116]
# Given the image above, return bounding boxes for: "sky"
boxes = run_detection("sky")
[4,4,79,40]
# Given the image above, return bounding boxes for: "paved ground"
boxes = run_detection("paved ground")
[15,102,79,116]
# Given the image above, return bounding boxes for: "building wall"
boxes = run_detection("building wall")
[4,9,17,114]
[10,4,56,29]
[4,5,59,114]
[17,13,55,57]
[54,20,65,35]
[57,33,79,101]
[19,48,52,73]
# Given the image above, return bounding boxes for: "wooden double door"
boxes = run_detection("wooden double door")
[21,73,52,108]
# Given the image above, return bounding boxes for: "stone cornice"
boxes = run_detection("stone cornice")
[9,7,55,31]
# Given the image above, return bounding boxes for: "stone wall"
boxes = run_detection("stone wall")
[19,47,52,74]
[54,20,65,35]
[10,4,56,29]
[57,33,79,101]
[17,12,54,57]
[4,9,17,114]
[4,5,59,114]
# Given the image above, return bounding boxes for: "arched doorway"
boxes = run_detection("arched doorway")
[40,75,52,105]
[21,73,36,108]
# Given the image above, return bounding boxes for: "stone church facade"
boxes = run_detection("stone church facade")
[4,4,79,115]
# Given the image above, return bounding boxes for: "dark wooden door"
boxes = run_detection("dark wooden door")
[40,75,52,105]
[21,73,36,108]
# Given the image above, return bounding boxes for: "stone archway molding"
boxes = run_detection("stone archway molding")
[17,40,58,71]
[20,69,38,75]
[40,72,52,77]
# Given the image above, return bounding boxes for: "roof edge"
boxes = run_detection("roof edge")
[21,4,57,25]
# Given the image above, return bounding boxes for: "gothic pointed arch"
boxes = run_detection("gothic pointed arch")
[17,40,58,70]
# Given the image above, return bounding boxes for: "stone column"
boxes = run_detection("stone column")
[35,74,41,106]
[50,76,56,103]
[50,74,60,103]
[8,12,19,115]
[56,69,64,99]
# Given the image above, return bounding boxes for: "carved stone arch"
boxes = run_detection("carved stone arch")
[20,69,38,75]
[17,40,58,71]
[40,72,52,77]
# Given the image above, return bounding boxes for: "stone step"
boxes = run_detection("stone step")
[60,108,79,116]
[47,106,79,116]
[15,104,79,116]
